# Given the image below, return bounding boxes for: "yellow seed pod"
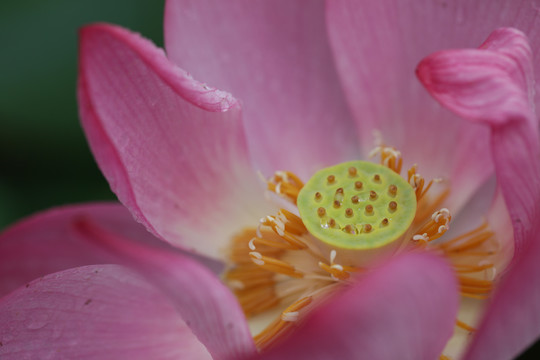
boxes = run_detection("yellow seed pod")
[297,161,417,250]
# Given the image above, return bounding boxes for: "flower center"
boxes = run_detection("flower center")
[225,144,500,355]
[297,161,417,250]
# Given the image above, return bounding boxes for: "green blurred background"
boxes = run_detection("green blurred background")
[0,0,163,229]
[0,1,538,358]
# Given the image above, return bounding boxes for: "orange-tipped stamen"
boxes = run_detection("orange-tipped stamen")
[453,263,494,273]
[438,222,490,249]
[458,275,493,298]
[444,231,494,253]
[267,171,305,203]
[369,145,403,174]
[258,215,308,250]
[456,319,477,332]
[236,286,281,316]
[249,252,304,278]
[254,296,313,349]
[249,236,299,250]
[460,292,490,300]
[413,208,451,242]
[318,262,351,281]
[407,165,440,202]
[413,188,450,226]
[458,276,492,288]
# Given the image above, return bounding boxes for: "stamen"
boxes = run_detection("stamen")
[236,285,281,316]
[456,319,477,332]
[318,250,354,281]
[229,229,284,264]
[413,208,451,242]
[330,249,337,263]
[254,296,313,349]
[225,266,274,288]
[249,252,304,278]
[443,231,493,253]
[319,262,350,280]
[414,188,449,225]
[432,219,497,300]
[438,222,490,250]
[267,171,304,203]
[456,274,493,299]
[278,209,307,235]
[249,236,299,251]
[407,165,438,201]
[412,233,429,244]
[258,215,307,249]
[453,263,494,273]
[460,293,489,300]
[281,311,299,322]
[369,145,403,174]
[458,276,492,288]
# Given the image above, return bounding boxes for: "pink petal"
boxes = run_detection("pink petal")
[464,217,540,360]
[164,0,358,178]
[416,28,539,255]
[256,252,458,360]
[0,203,172,297]
[0,203,252,359]
[416,27,540,359]
[416,28,534,126]
[485,186,515,270]
[0,265,211,359]
[74,217,255,360]
[326,1,540,212]
[78,23,273,259]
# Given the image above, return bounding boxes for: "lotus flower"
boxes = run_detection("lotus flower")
[1,1,540,359]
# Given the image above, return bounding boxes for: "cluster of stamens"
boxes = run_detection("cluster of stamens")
[225,144,499,355]
[266,171,304,203]
[412,208,452,244]
[369,145,403,173]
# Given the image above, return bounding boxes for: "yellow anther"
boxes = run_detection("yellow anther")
[369,145,403,174]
